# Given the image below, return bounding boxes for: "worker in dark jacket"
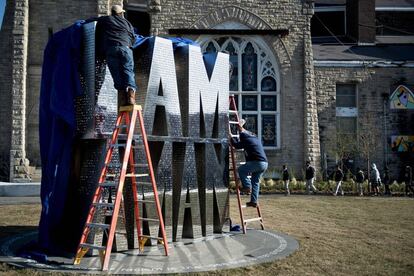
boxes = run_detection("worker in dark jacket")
[305,161,317,194]
[333,165,344,196]
[231,119,268,207]
[404,165,413,196]
[355,167,365,196]
[282,164,290,195]
[96,5,136,106]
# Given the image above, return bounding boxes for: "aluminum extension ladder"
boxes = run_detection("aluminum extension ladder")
[73,105,168,271]
[228,95,265,234]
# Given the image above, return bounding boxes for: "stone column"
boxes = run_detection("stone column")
[97,0,110,15]
[302,2,321,173]
[148,0,161,36]
[10,0,30,182]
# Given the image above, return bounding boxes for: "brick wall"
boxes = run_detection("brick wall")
[315,66,414,180]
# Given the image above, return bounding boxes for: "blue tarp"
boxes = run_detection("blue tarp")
[38,20,198,255]
[38,20,85,253]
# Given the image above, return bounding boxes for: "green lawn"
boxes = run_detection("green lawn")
[1,195,414,275]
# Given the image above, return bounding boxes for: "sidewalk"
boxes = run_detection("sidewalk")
[0,182,40,197]
[0,196,40,205]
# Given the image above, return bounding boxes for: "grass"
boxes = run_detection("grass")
[1,196,414,275]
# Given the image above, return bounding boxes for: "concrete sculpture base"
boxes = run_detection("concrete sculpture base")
[0,229,298,274]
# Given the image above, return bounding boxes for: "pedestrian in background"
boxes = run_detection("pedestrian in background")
[383,166,391,196]
[282,164,290,195]
[371,163,381,196]
[404,165,413,196]
[333,165,344,196]
[305,161,317,195]
[355,167,365,196]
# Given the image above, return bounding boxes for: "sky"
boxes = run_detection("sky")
[0,0,5,30]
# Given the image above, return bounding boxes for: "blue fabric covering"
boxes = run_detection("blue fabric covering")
[38,20,85,253]
[133,35,198,49]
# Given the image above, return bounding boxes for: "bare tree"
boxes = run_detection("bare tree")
[358,111,382,182]
[330,133,357,171]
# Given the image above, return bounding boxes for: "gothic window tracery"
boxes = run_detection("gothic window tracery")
[201,36,280,148]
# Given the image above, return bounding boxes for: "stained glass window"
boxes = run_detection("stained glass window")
[262,115,276,146]
[201,36,280,148]
[261,76,276,92]
[242,95,258,111]
[242,43,257,91]
[225,42,238,91]
[261,95,277,111]
[242,114,258,135]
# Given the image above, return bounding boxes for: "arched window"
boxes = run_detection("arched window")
[200,36,280,148]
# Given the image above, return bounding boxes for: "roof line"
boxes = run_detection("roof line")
[314,60,414,68]
[376,7,414,12]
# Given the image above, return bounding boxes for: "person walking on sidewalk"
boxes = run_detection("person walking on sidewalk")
[282,164,290,195]
[305,161,317,194]
[404,165,414,196]
[371,163,381,196]
[96,4,137,106]
[355,167,365,196]
[231,119,268,208]
[333,165,344,196]
[383,166,391,196]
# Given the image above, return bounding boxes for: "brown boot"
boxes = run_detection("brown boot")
[127,87,136,105]
[117,90,127,107]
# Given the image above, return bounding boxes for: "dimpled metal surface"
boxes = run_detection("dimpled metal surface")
[72,33,229,248]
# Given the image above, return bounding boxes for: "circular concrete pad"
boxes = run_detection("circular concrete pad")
[0,230,298,274]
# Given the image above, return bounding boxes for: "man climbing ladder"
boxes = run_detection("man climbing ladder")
[231,119,268,207]
[228,95,266,233]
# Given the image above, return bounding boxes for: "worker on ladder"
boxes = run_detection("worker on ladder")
[231,119,268,208]
[95,4,137,106]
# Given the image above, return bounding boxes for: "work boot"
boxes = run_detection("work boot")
[117,90,127,107]
[126,86,136,105]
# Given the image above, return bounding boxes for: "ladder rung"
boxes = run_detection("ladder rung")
[94,202,114,208]
[229,121,239,124]
[133,163,148,168]
[110,143,126,148]
[87,223,110,229]
[126,173,149,178]
[139,217,159,222]
[110,143,144,149]
[244,217,262,223]
[106,174,117,178]
[140,235,163,240]
[140,199,156,204]
[138,182,154,186]
[80,243,106,251]
[229,110,238,114]
[231,134,239,138]
[100,182,117,188]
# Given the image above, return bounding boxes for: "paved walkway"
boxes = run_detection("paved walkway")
[0,197,40,205]
[0,229,298,274]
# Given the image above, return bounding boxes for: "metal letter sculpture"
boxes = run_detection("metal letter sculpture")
[65,23,229,253]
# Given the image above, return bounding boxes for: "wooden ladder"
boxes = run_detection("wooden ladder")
[228,95,265,234]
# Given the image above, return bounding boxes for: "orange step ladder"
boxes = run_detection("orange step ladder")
[228,95,265,234]
[73,105,168,271]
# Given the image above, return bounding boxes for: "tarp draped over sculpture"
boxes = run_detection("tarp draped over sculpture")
[38,20,199,254]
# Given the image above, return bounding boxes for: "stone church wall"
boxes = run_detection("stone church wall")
[315,66,414,180]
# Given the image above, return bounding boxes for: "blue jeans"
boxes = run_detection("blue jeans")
[106,46,137,91]
[238,161,268,203]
